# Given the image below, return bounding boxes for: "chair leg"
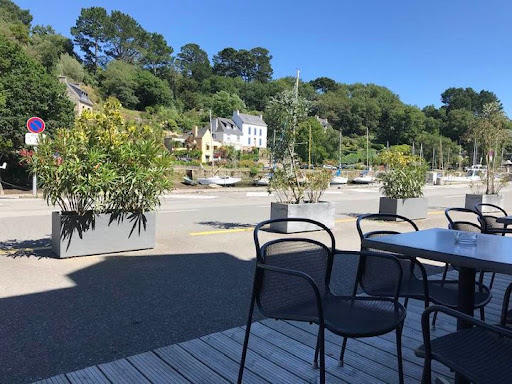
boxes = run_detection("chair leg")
[431,312,438,330]
[396,325,404,384]
[313,334,320,369]
[480,307,485,322]
[489,272,496,290]
[237,296,256,384]
[319,325,326,384]
[338,337,348,367]
[404,297,409,308]
[421,356,432,384]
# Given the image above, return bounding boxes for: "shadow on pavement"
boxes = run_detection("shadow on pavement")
[0,238,54,259]
[197,221,254,229]
[0,251,259,383]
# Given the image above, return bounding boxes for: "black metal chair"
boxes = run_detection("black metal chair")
[238,217,407,384]
[500,282,512,326]
[416,305,512,384]
[357,213,491,330]
[474,203,512,291]
[474,203,512,236]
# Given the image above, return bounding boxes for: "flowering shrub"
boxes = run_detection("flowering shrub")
[27,100,173,215]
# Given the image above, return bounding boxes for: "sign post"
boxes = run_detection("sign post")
[26,117,45,196]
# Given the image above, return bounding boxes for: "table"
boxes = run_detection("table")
[496,216,512,225]
[362,227,512,384]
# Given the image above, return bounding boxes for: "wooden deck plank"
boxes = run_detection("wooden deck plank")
[182,336,299,384]
[66,366,110,384]
[98,358,151,384]
[247,321,416,384]
[33,374,71,384]
[180,339,278,383]
[155,344,230,384]
[205,330,323,383]
[127,351,189,384]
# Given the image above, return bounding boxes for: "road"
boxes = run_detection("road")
[0,183,509,383]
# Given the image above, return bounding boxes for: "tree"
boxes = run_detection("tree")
[56,53,85,83]
[140,32,173,75]
[0,36,75,152]
[100,60,139,109]
[134,69,172,110]
[207,91,246,118]
[103,10,147,64]
[310,77,338,94]
[441,87,501,115]
[70,6,108,70]
[0,0,32,44]
[28,25,75,72]
[250,47,273,82]
[212,47,239,78]
[176,43,211,82]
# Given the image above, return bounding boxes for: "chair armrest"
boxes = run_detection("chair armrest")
[256,263,324,324]
[421,305,512,359]
[501,283,512,326]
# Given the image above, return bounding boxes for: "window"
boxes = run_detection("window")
[248,127,251,135]
[206,144,210,150]
[237,136,240,141]
[248,137,251,145]
[260,129,262,136]
[259,139,262,146]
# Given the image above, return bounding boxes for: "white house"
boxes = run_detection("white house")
[231,110,268,149]
[211,117,244,150]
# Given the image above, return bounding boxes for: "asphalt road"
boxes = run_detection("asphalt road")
[0,183,509,383]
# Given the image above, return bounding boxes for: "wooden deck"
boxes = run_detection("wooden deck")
[35,272,512,384]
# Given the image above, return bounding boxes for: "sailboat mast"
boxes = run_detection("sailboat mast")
[338,129,342,167]
[366,127,369,170]
[209,109,214,168]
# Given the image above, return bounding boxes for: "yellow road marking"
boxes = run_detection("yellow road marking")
[190,228,254,236]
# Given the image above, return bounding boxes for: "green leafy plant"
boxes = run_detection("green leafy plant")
[379,146,427,199]
[467,101,510,195]
[27,100,173,215]
[266,90,329,203]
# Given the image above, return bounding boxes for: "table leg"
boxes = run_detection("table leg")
[455,266,476,384]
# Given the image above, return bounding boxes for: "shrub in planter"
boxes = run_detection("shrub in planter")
[379,146,428,220]
[266,90,333,232]
[26,100,173,257]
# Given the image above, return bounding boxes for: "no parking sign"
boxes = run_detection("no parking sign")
[26,117,45,134]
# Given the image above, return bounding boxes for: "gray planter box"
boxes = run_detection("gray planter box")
[465,194,505,212]
[270,201,335,233]
[52,211,156,258]
[379,197,428,220]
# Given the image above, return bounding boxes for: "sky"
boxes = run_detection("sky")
[15,0,512,116]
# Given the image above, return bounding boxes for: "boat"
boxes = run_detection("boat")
[330,130,348,185]
[353,170,375,184]
[197,176,241,186]
[352,128,375,184]
[330,169,348,185]
[441,165,484,184]
[182,176,197,186]
[253,173,272,186]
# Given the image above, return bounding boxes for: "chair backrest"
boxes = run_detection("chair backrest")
[475,203,508,234]
[253,218,335,320]
[444,207,483,233]
[356,213,419,242]
[356,213,418,296]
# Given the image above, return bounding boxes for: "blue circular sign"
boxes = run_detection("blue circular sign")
[27,117,45,133]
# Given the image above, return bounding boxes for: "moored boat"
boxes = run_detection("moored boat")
[197,176,241,186]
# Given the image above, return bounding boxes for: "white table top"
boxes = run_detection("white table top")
[362,228,512,274]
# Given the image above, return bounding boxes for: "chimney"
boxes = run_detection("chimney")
[58,76,67,84]
[235,110,240,116]
[193,126,198,138]
[259,114,263,120]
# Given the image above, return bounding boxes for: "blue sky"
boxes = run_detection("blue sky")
[15,0,512,116]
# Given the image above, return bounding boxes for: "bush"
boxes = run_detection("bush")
[26,100,173,215]
[379,147,427,199]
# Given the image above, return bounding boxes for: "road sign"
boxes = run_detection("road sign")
[25,132,45,146]
[26,117,45,133]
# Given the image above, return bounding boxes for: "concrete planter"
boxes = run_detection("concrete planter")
[52,211,156,258]
[465,194,505,212]
[379,197,428,220]
[270,201,335,233]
